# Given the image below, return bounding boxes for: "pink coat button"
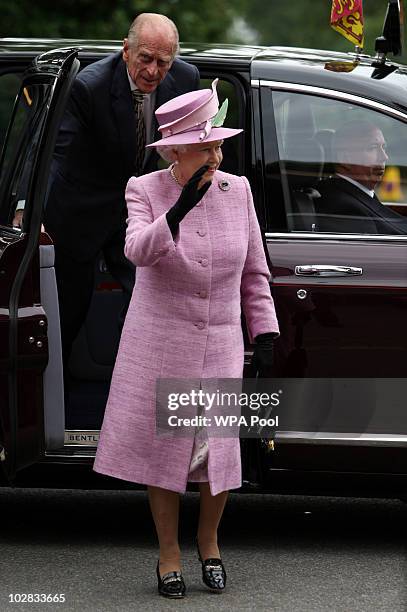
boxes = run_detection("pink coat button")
[196,321,205,330]
[200,258,208,267]
[197,229,206,237]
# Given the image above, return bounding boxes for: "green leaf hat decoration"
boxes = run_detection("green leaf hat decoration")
[211,98,229,127]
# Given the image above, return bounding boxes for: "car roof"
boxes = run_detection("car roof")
[0,38,263,61]
[252,46,407,115]
[1,38,407,114]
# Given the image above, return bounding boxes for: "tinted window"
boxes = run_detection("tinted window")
[269,91,407,235]
[0,73,22,152]
[0,82,52,229]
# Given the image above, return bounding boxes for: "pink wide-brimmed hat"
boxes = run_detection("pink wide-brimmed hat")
[146,78,242,148]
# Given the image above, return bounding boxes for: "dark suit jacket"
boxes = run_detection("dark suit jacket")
[44,52,199,261]
[314,176,407,235]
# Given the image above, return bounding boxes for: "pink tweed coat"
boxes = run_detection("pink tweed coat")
[93,168,279,495]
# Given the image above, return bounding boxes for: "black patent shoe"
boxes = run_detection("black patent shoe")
[197,544,227,592]
[156,561,186,598]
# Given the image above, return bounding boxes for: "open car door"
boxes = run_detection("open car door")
[0,48,79,481]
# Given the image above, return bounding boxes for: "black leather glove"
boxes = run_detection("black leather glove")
[251,332,277,378]
[166,165,211,236]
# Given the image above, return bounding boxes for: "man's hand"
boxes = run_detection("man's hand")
[12,210,24,228]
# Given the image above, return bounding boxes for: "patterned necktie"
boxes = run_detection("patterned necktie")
[132,89,146,176]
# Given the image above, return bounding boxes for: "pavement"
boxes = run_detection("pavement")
[0,488,406,611]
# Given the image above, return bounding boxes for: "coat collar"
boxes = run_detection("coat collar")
[328,176,379,209]
[110,54,178,175]
[327,176,406,234]
[156,69,177,107]
[111,53,138,175]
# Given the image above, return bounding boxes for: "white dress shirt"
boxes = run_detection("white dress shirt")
[336,173,375,198]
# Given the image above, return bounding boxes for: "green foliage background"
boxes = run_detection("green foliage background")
[0,0,404,60]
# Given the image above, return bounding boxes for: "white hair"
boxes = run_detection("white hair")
[127,13,179,57]
[156,144,188,163]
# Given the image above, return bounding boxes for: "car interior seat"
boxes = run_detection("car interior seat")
[282,135,325,231]
[314,129,336,177]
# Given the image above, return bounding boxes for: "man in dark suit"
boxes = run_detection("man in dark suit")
[314,120,407,235]
[43,13,200,368]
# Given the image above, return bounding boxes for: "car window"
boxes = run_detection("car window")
[270,90,407,235]
[0,73,22,152]
[0,82,50,229]
[201,77,244,175]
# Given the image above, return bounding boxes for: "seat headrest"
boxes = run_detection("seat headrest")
[283,137,325,189]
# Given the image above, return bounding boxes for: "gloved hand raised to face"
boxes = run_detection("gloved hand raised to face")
[166,165,211,236]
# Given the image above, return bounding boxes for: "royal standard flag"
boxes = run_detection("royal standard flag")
[330,0,364,48]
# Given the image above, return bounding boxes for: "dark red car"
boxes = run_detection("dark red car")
[1,3,407,496]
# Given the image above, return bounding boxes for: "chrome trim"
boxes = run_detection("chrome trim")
[275,431,407,446]
[265,232,407,242]
[295,264,362,277]
[255,79,407,122]
[45,450,96,458]
[48,432,407,457]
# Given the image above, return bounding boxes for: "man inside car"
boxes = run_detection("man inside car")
[314,119,407,234]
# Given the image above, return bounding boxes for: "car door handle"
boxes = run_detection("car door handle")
[295,265,363,277]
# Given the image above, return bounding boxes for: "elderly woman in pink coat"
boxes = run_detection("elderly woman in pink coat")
[93,79,279,598]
